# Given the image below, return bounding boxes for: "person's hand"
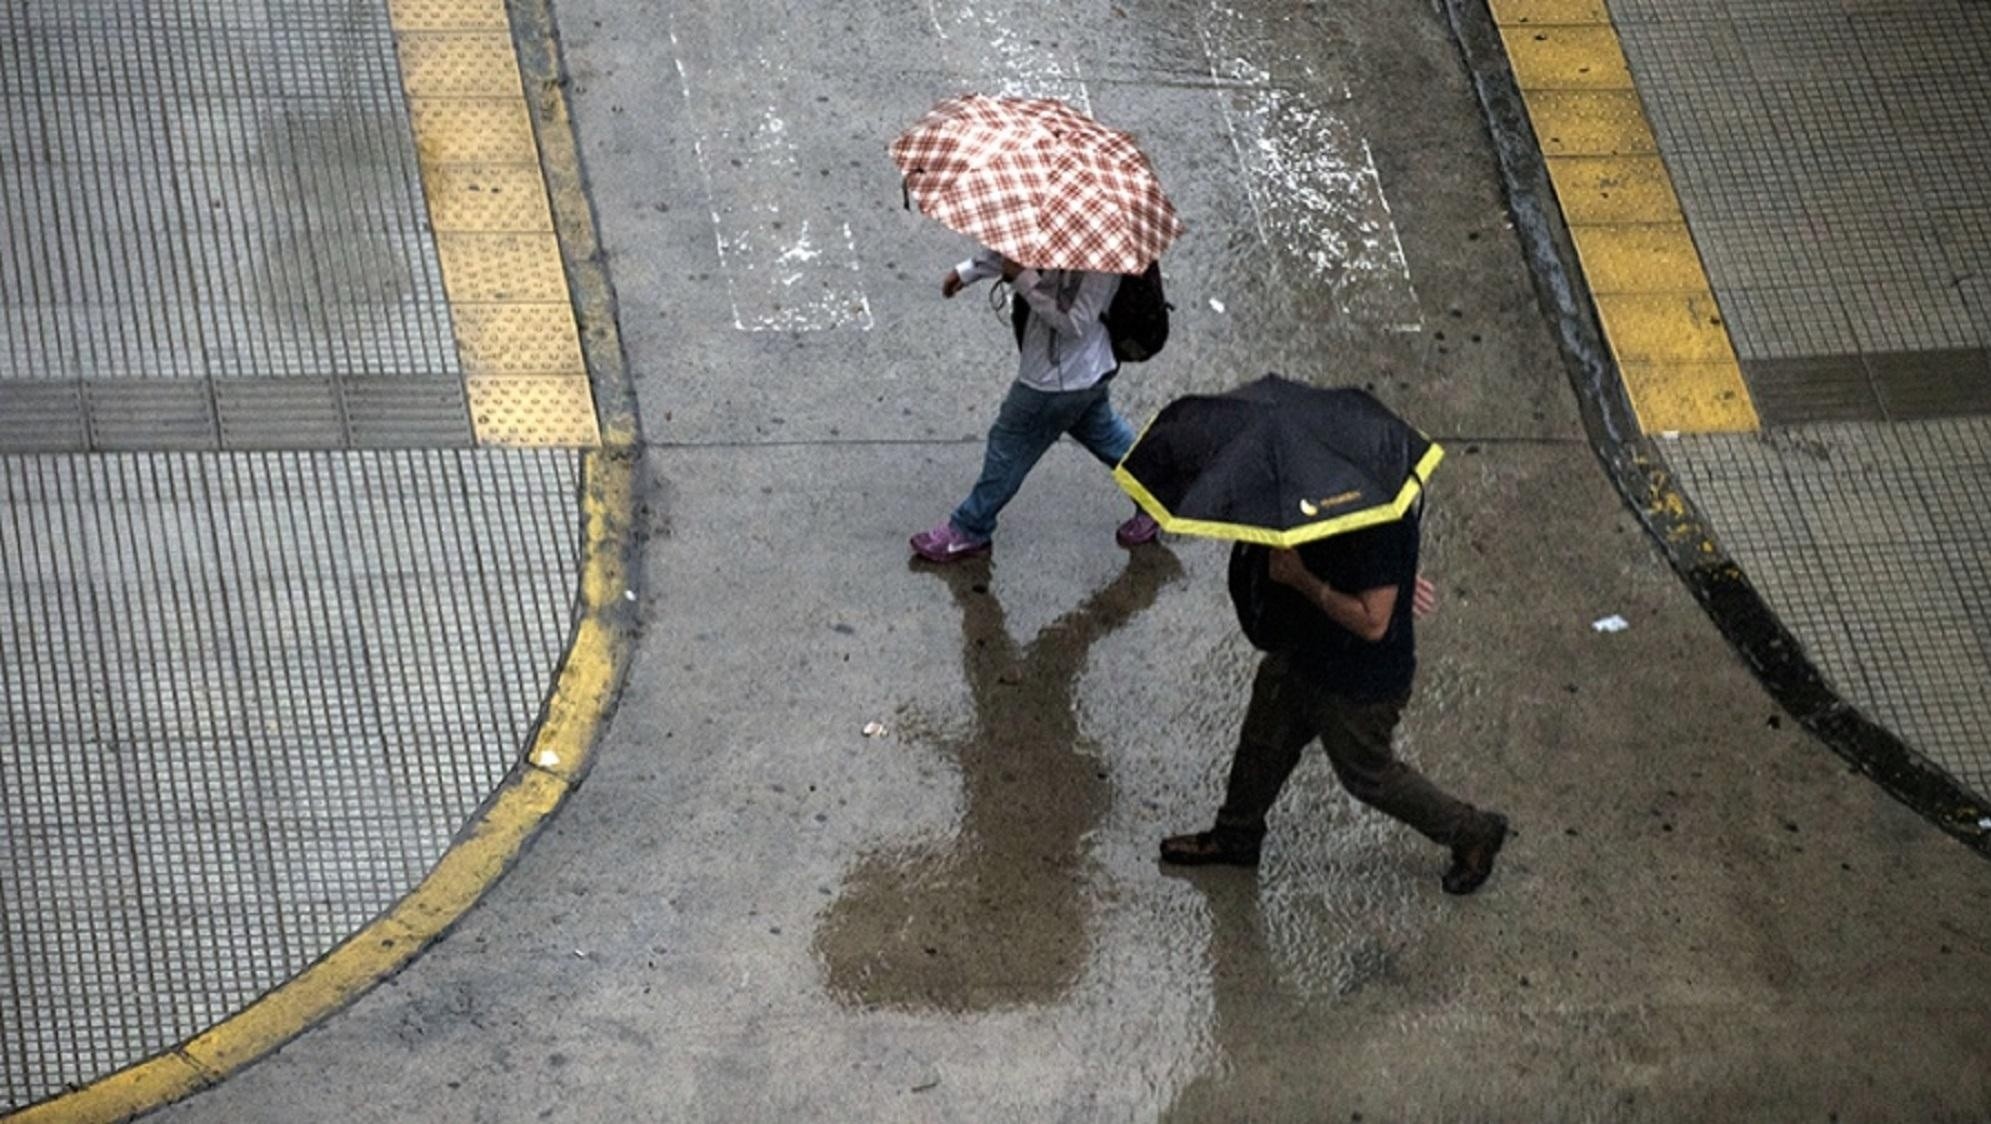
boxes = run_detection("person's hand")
[999,256,1023,282]
[1267,548,1314,592]
[1413,574,1437,619]
[941,269,965,299]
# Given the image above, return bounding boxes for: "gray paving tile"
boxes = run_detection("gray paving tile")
[1867,349,1991,420]
[1839,279,1982,355]
[0,0,462,452]
[0,382,88,453]
[1661,146,1808,221]
[1717,287,1863,360]
[1934,206,1991,310]
[1691,215,1831,290]
[1608,0,1731,24]
[1742,355,1884,423]
[84,380,219,452]
[1668,423,1991,800]
[214,378,345,449]
[1620,0,1991,370]
[0,450,580,1111]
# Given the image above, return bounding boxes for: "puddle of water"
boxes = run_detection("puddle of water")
[815,547,1185,1012]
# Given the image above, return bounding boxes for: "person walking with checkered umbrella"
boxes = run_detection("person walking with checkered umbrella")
[891,95,1183,563]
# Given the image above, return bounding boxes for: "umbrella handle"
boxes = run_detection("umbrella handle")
[901,177,912,212]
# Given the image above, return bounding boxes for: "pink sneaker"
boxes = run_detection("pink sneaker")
[910,520,991,563]
[1116,510,1160,548]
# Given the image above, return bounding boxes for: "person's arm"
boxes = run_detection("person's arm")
[942,248,1005,297]
[1267,548,1398,643]
[1010,266,1115,338]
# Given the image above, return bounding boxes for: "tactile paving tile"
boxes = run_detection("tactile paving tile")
[84,381,218,451]
[0,382,87,453]
[1740,355,1882,424]
[408,98,540,164]
[214,378,346,449]
[1669,422,1991,801]
[466,376,601,446]
[1866,349,1991,420]
[342,377,476,448]
[0,449,581,1112]
[395,32,525,98]
[436,233,573,304]
[451,303,587,376]
[423,164,557,232]
[387,0,509,31]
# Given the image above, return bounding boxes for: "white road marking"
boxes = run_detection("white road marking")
[668,9,872,332]
[1199,3,1422,331]
[925,0,1092,112]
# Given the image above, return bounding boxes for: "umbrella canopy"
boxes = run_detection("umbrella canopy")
[889,94,1184,275]
[1113,374,1443,547]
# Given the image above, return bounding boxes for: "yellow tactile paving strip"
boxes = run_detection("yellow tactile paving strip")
[1492,0,1760,434]
[390,0,600,446]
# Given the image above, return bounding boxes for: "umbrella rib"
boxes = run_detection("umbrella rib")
[1269,412,1289,536]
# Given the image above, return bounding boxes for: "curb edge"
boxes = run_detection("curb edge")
[1439,0,1991,857]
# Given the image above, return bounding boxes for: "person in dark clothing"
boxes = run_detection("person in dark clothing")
[1160,512,1509,895]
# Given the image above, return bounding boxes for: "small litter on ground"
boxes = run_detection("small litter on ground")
[1592,615,1630,633]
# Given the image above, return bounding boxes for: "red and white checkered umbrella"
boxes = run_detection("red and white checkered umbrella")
[890,94,1184,275]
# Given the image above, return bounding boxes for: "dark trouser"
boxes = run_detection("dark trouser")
[1214,651,1482,848]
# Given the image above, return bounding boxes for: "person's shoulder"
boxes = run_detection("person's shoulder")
[1302,521,1396,558]
[1300,519,1415,577]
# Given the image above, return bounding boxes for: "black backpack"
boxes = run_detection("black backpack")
[1011,262,1172,364]
[1228,543,1306,653]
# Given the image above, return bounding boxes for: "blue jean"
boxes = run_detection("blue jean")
[951,379,1135,540]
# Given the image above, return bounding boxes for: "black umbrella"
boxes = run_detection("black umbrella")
[1112,373,1442,546]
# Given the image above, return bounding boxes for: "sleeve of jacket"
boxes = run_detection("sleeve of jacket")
[953,248,1006,287]
[1013,268,1118,339]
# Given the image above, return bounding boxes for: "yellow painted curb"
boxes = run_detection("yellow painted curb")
[1496,1,1759,433]
[0,2,641,1120]
[5,1057,208,1124]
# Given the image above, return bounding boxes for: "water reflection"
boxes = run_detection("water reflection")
[1158,859,1408,1121]
[815,548,1183,1012]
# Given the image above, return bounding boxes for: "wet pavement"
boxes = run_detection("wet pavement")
[150,0,1991,1119]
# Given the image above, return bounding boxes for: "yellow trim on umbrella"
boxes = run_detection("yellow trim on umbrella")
[1113,442,1445,547]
